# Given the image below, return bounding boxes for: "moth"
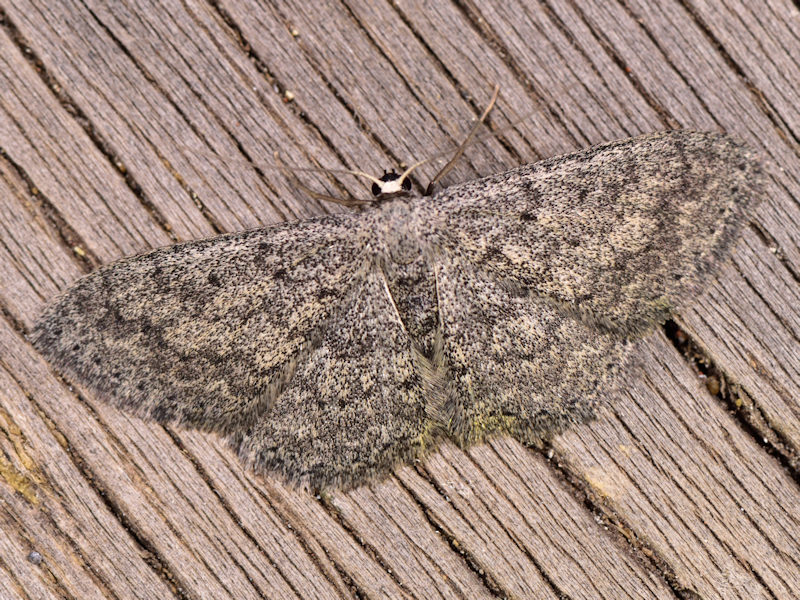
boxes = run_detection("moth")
[32,125,763,490]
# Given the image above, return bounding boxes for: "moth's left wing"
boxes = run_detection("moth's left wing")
[231,267,429,490]
[31,213,370,436]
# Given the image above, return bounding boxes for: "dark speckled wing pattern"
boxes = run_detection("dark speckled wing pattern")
[232,268,428,490]
[426,131,762,447]
[434,256,630,446]
[32,213,370,436]
[430,131,761,335]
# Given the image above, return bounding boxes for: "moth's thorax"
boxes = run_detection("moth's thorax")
[370,194,440,357]
[371,194,430,264]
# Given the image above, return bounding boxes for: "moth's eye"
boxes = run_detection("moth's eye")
[402,178,412,191]
[371,182,382,196]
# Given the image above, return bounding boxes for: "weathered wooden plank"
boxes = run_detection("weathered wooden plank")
[397,441,672,599]
[555,332,800,599]
[0,157,82,328]
[681,235,800,450]
[0,26,170,261]
[372,0,583,158]
[175,431,357,598]
[456,1,663,139]
[1,0,799,598]
[4,0,338,239]
[331,481,498,600]
[0,325,176,599]
[565,0,800,266]
[0,513,90,600]
[690,0,800,142]
[217,0,517,188]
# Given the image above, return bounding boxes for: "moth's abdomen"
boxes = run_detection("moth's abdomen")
[381,253,440,359]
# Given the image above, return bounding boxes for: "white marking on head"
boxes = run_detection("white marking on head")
[348,159,428,197]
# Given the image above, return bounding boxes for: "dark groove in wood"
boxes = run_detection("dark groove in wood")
[317,491,414,597]
[459,452,571,600]
[394,474,507,599]
[252,483,369,600]
[0,151,97,274]
[208,0,388,209]
[450,0,586,150]
[0,368,145,600]
[676,0,800,150]
[161,428,305,599]
[563,0,678,129]
[76,0,233,237]
[665,319,800,482]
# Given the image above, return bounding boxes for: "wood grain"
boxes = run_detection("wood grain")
[1,0,798,598]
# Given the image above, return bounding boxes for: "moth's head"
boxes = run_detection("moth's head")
[349,159,427,202]
[370,169,413,198]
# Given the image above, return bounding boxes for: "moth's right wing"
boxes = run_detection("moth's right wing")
[434,256,630,445]
[32,213,369,436]
[429,131,762,336]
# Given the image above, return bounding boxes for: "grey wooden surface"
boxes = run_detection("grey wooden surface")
[1,0,799,598]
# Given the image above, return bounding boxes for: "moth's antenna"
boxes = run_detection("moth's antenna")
[425,84,500,196]
[188,84,503,205]
[274,152,370,208]
[419,79,589,168]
